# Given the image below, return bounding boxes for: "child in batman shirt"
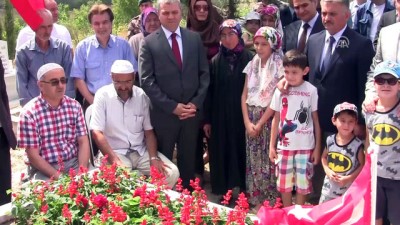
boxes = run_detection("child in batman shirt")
[364,61,400,225]
[319,102,365,203]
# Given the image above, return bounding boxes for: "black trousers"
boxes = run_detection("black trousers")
[0,128,11,205]
[152,114,200,189]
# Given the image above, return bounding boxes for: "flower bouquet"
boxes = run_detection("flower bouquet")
[12,157,257,224]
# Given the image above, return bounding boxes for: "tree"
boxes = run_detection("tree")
[4,0,15,58]
[112,0,139,33]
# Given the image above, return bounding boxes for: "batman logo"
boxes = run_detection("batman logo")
[328,152,352,173]
[372,123,400,146]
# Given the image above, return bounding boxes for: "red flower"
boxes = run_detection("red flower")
[91,193,108,209]
[100,208,110,223]
[83,212,91,223]
[62,204,72,223]
[221,190,232,205]
[175,178,183,192]
[20,173,25,182]
[109,202,127,222]
[140,220,147,225]
[75,194,88,208]
[40,204,48,213]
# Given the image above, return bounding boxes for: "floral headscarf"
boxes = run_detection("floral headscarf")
[258,4,283,34]
[219,19,243,39]
[253,26,282,51]
[219,19,245,70]
[140,7,159,37]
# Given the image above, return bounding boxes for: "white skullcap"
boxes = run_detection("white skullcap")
[37,63,64,80]
[110,60,135,74]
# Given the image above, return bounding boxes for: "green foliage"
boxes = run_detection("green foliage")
[58,2,97,46]
[4,0,15,58]
[112,0,139,33]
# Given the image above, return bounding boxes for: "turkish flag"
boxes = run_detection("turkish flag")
[257,152,377,225]
[10,0,44,30]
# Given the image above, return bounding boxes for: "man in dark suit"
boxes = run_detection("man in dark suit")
[139,0,209,188]
[282,0,325,53]
[280,0,299,28]
[374,0,398,49]
[0,58,17,205]
[306,0,374,203]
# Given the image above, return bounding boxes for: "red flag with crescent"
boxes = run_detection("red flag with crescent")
[10,0,45,30]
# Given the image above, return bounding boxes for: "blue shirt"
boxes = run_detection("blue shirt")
[71,35,137,94]
[15,37,74,106]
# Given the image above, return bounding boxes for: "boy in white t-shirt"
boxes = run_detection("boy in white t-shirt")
[269,50,321,207]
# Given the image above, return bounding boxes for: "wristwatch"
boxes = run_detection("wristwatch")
[150,156,161,161]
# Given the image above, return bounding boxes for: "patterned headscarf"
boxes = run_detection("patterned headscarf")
[258,4,283,34]
[219,19,243,39]
[259,4,280,25]
[219,19,245,69]
[253,26,282,51]
[140,7,159,37]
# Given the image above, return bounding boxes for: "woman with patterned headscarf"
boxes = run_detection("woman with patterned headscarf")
[241,26,284,208]
[258,4,284,35]
[204,19,254,196]
[128,7,160,60]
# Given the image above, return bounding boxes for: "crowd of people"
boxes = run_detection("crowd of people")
[1,0,400,223]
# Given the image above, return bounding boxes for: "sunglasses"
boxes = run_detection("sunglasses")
[374,76,399,86]
[194,5,209,11]
[41,77,68,86]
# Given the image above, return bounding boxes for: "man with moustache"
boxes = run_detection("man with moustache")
[90,60,179,188]
[18,63,90,180]
[283,0,325,53]
[305,0,374,202]
[139,0,209,188]
[16,9,74,106]
[16,0,72,50]
[71,4,137,110]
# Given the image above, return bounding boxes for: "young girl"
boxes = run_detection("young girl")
[242,11,261,52]
[258,4,283,35]
[241,26,284,208]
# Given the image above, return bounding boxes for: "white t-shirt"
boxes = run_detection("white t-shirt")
[90,84,153,156]
[16,23,73,50]
[370,3,386,41]
[270,81,318,150]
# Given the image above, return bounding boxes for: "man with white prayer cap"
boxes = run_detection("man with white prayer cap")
[17,63,90,180]
[90,60,179,188]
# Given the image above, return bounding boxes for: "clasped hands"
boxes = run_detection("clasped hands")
[173,103,197,120]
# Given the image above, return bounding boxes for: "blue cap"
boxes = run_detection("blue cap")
[373,61,400,79]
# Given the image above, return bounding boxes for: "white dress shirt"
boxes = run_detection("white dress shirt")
[297,12,320,45]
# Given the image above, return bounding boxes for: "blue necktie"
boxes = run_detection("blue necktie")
[320,36,335,76]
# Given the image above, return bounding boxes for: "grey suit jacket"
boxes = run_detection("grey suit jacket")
[373,10,397,49]
[366,22,400,97]
[139,27,210,116]
[282,15,325,53]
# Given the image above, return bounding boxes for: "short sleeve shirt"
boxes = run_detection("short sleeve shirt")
[17,96,87,163]
[90,84,152,156]
[321,135,363,200]
[365,100,400,180]
[71,35,138,94]
[270,81,318,150]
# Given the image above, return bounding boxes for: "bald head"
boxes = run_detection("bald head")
[44,0,59,22]
[35,9,53,41]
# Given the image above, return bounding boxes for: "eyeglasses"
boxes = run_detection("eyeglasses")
[113,80,134,86]
[41,77,68,86]
[220,32,237,40]
[194,5,209,12]
[374,77,399,86]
